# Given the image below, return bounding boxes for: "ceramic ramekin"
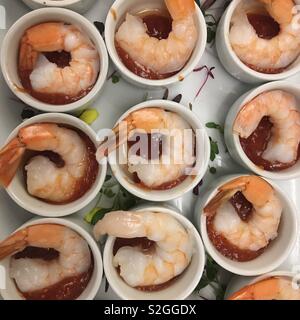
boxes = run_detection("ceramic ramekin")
[194,174,298,276]
[225,81,300,180]
[22,0,97,13]
[0,8,108,113]
[105,0,207,88]
[2,113,107,217]
[106,99,210,202]
[0,217,103,300]
[103,205,205,300]
[216,0,300,83]
[225,271,299,299]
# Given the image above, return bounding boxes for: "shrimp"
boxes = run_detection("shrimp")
[234,90,300,165]
[229,0,300,73]
[96,108,195,189]
[115,0,198,75]
[228,277,300,300]
[93,211,193,287]
[0,123,96,203]
[0,224,91,293]
[204,176,282,260]
[19,22,99,96]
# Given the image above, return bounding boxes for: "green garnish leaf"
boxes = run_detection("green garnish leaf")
[91,208,112,225]
[112,74,120,84]
[209,137,219,161]
[79,109,99,125]
[209,167,217,174]
[206,122,224,134]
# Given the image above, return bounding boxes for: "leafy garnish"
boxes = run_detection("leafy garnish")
[107,70,120,84]
[206,122,224,134]
[162,88,169,100]
[193,66,215,99]
[84,174,140,225]
[193,179,203,196]
[209,166,217,174]
[209,137,219,161]
[195,254,226,300]
[172,94,182,104]
[79,108,99,125]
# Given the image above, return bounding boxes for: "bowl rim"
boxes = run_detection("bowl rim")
[221,0,300,81]
[104,0,207,87]
[102,205,206,300]
[4,113,107,217]
[0,7,109,113]
[199,174,298,276]
[107,99,210,201]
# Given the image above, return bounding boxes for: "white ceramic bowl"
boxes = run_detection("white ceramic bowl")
[3,113,107,217]
[107,99,210,202]
[0,217,103,300]
[225,271,299,299]
[225,81,300,180]
[194,174,298,276]
[22,0,97,13]
[103,205,206,300]
[0,8,108,113]
[105,0,207,88]
[216,0,300,83]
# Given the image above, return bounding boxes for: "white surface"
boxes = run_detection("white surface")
[0,0,300,300]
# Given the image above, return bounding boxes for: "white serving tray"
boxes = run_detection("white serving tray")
[0,0,299,300]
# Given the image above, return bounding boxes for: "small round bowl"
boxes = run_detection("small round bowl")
[103,205,205,300]
[0,217,103,300]
[194,174,298,276]
[107,99,210,202]
[0,8,108,113]
[216,0,300,84]
[22,0,97,13]
[225,271,299,299]
[3,113,107,217]
[105,0,207,89]
[225,81,300,180]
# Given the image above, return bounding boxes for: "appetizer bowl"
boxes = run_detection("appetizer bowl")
[22,0,97,14]
[216,0,300,84]
[107,99,210,202]
[3,113,107,217]
[104,0,207,89]
[225,81,300,180]
[225,271,299,299]
[194,174,298,276]
[0,217,103,300]
[0,8,109,113]
[103,205,206,300]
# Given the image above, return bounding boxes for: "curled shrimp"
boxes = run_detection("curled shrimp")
[234,90,300,166]
[229,0,300,73]
[96,107,195,189]
[0,123,97,203]
[204,176,282,261]
[93,211,194,287]
[228,276,300,300]
[0,224,91,293]
[115,0,198,75]
[19,22,99,97]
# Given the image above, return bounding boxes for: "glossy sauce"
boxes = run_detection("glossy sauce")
[23,125,99,204]
[244,13,287,74]
[13,246,93,300]
[116,12,178,80]
[18,50,94,105]
[240,116,300,171]
[206,191,267,262]
[113,237,179,292]
[127,132,190,190]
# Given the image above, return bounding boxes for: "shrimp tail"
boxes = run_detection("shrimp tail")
[259,0,294,24]
[0,138,26,187]
[165,0,195,20]
[0,229,28,260]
